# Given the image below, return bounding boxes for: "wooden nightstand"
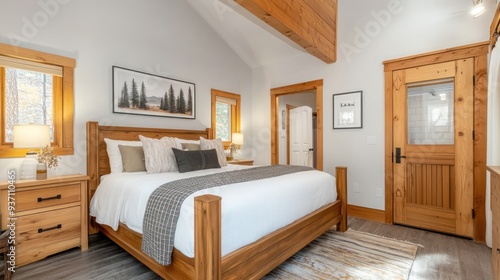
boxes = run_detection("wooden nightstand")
[0,174,89,267]
[228,159,254,166]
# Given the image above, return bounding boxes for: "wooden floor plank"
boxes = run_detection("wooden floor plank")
[12,217,492,280]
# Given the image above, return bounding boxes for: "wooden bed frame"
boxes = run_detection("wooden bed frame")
[86,121,347,279]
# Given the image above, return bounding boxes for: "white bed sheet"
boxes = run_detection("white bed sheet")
[89,164,337,258]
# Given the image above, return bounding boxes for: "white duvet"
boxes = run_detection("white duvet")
[89,164,337,258]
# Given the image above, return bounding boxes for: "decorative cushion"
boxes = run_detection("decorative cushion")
[139,135,179,173]
[181,143,200,151]
[172,148,221,173]
[199,137,228,167]
[118,145,146,172]
[175,138,200,147]
[104,138,142,173]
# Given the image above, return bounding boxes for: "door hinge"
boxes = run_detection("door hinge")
[473,75,476,87]
[472,209,475,219]
[473,130,475,140]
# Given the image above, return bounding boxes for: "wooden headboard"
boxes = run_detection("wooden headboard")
[86,121,213,201]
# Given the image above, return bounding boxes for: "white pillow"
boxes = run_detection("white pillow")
[139,135,179,173]
[174,138,200,148]
[199,137,228,167]
[104,138,142,173]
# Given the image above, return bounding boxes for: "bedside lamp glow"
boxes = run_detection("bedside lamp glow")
[232,133,244,146]
[228,133,243,160]
[13,125,50,180]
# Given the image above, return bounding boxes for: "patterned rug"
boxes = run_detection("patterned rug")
[263,228,419,280]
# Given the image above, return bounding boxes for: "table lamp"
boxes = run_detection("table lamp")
[13,125,50,180]
[229,133,244,160]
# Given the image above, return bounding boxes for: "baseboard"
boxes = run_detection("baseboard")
[347,204,386,223]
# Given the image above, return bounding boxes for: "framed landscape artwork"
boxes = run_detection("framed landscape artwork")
[333,91,363,129]
[112,66,195,119]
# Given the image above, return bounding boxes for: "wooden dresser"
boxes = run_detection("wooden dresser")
[0,174,88,267]
[489,166,500,279]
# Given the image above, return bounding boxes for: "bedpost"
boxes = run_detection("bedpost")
[86,121,99,234]
[336,166,348,231]
[194,194,222,280]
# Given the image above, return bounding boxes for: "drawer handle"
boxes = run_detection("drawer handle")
[37,194,62,202]
[38,224,62,233]
[497,248,500,254]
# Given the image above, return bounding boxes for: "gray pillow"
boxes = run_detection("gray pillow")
[172,148,221,173]
[118,145,146,172]
[181,143,201,151]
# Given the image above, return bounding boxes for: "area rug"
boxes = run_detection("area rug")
[263,228,419,280]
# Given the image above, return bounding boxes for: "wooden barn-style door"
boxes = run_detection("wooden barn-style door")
[392,60,474,237]
[384,42,489,241]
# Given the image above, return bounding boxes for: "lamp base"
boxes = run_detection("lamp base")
[19,153,38,180]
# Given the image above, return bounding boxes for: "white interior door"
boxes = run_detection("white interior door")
[290,106,313,167]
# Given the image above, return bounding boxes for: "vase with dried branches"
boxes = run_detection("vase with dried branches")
[36,145,59,180]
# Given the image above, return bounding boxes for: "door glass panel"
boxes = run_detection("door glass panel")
[407,79,454,145]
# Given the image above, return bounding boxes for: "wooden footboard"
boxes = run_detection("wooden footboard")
[86,121,347,279]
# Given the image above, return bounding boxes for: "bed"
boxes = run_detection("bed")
[86,121,347,279]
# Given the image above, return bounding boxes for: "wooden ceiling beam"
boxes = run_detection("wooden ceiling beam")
[235,0,337,63]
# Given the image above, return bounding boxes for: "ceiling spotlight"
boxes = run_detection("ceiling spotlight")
[471,0,486,18]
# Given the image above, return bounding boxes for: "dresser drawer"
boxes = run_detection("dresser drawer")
[16,183,80,212]
[16,206,81,266]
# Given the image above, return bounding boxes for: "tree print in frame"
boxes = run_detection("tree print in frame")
[333,91,362,129]
[112,66,195,119]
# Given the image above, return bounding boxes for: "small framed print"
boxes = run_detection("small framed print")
[333,91,363,129]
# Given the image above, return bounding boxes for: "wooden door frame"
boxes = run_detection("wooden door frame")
[383,42,489,242]
[271,80,323,171]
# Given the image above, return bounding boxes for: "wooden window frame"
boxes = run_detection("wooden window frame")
[0,43,75,158]
[211,89,241,149]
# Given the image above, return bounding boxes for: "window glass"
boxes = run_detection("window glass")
[216,101,231,141]
[211,89,240,147]
[407,80,454,145]
[5,68,54,142]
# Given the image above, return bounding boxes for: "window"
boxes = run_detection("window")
[0,43,75,157]
[211,89,240,148]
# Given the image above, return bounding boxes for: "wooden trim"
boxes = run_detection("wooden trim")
[347,204,385,224]
[211,89,241,149]
[490,3,500,49]
[384,43,489,241]
[384,69,394,224]
[473,54,488,243]
[0,43,75,67]
[270,79,323,170]
[384,42,489,72]
[86,121,347,279]
[0,43,76,158]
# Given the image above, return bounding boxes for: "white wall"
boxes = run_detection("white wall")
[0,0,252,181]
[251,0,495,210]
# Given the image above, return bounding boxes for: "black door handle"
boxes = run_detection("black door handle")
[395,147,406,163]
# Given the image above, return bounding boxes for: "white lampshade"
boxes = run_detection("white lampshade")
[13,125,50,149]
[232,133,244,145]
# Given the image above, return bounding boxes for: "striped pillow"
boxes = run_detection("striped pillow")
[199,137,228,167]
[139,135,179,173]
